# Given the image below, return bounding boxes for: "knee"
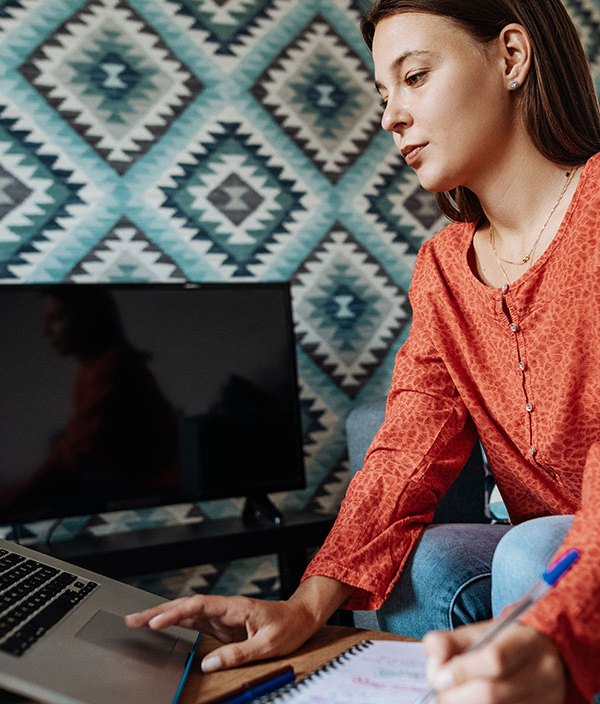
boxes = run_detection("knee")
[491,516,573,615]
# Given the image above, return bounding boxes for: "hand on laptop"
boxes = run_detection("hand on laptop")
[125,593,316,672]
[125,575,354,673]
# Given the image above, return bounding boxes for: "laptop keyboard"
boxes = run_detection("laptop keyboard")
[0,547,98,656]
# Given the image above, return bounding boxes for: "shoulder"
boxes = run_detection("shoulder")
[574,152,600,215]
[567,153,600,260]
[411,219,474,292]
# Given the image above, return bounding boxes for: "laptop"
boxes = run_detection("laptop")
[0,538,199,704]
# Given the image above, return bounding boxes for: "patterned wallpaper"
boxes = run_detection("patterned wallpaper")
[0,0,599,596]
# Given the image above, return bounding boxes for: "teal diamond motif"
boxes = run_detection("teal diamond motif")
[290,56,364,141]
[88,50,143,103]
[67,30,162,128]
[161,121,306,276]
[19,1,203,174]
[309,272,379,353]
[293,225,409,397]
[251,15,381,183]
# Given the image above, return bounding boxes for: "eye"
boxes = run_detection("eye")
[406,71,427,86]
[379,98,388,110]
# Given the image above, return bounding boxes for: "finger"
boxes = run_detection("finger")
[125,597,196,628]
[200,632,284,673]
[423,623,492,679]
[144,595,228,630]
[430,624,535,692]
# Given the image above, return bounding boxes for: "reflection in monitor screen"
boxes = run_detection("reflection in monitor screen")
[0,283,305,524]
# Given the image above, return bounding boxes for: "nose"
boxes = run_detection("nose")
[381,98,413,133]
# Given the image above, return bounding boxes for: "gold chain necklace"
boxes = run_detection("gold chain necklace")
[489,167,579,276]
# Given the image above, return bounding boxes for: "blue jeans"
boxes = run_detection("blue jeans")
[376,516,574,639]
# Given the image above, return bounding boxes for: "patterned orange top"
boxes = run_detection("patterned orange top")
[304,152,600,703]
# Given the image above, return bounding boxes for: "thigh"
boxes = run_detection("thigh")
[491,515,574,616]
[377,523,511,639]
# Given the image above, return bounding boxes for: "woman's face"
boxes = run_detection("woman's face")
[373,12,515,194]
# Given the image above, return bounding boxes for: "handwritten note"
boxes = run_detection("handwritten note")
[259,640,428,704]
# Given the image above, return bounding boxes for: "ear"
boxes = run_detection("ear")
[497,23,532,89]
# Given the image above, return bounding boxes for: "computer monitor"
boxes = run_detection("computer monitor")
[0,282,305,525]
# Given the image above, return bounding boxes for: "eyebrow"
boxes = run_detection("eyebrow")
[374,50,434,92]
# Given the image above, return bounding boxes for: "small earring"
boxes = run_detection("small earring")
[509,80,520,90]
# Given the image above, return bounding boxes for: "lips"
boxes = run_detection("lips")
[401,144,426,166]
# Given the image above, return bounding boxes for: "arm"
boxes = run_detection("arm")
[304,246,477,611]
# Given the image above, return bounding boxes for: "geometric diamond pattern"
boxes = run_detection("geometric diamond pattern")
[293,223,410,398]
[154,113,313,277]
[0,102,92,280]
[67,216,186,282]
[20,0,203,174]
[252,14,381,183]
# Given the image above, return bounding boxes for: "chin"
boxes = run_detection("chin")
[415,168,461,195]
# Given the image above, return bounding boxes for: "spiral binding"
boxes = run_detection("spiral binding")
[255,640,375,703]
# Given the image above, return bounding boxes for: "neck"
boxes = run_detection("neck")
[471,147,575,242]
[468,137,583,288]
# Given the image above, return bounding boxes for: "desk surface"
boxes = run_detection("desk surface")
[181,625,410,703]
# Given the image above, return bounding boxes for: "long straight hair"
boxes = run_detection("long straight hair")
[361,0,600,222]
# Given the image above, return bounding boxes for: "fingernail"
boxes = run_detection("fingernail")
[148,615,164,628]
[432,667,455,690]
[201,656,222,673]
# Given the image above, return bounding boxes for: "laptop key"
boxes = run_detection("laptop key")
[1,592,78,656]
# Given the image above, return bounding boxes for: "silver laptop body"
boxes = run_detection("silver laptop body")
[0,538,197,704]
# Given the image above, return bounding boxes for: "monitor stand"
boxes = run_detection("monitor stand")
[242,495,284,527]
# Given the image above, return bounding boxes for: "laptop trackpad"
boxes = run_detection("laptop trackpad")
[76,610,177,667]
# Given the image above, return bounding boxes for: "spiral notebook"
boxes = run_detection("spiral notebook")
[256,639,428,704]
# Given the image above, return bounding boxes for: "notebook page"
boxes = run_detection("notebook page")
[259,640,428,703]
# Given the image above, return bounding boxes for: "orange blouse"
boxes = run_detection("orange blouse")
[304,152,600,703]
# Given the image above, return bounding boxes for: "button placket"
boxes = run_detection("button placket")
[501,295,539,463]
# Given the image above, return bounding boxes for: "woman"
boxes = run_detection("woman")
[126,1,600,701]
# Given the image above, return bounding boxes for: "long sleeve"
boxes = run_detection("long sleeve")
[303,249,478,610]
[520,441,600,704]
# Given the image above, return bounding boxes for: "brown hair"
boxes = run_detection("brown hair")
[361,0,600,222]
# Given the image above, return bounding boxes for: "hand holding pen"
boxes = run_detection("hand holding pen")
[412,548,581,704]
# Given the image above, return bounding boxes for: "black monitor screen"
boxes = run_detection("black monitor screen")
[0,282,305,523]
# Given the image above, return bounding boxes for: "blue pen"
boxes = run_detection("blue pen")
[217,665,295,704]
[412,547,581,704]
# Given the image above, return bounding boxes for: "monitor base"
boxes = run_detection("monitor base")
[242,495,284,527]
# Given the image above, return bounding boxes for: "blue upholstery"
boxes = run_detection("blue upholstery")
[346,399,487,524]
